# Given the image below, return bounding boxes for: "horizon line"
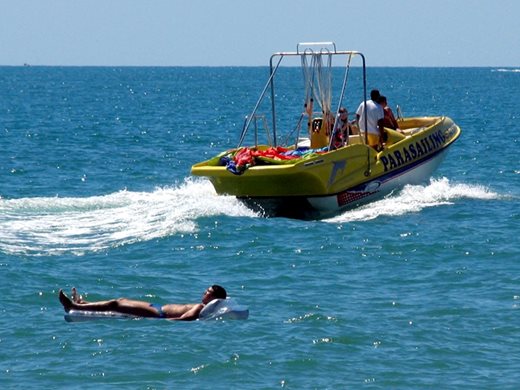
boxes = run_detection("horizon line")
[1,64,518,69]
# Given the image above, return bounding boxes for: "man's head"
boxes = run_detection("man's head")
[370,89,381,101]
[202,285,227,304]
[211,285,227,299]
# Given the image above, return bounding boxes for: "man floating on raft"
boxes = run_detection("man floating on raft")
[59,285,229,321]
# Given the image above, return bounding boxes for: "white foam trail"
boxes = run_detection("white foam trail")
[0,177,503,254]
[325,177,501,223]
[0,178,257,256]
[493,68,520,73]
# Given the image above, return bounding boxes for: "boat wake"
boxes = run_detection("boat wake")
[325,177,500,223]
[0,177,501,255]
[0,178,256,256]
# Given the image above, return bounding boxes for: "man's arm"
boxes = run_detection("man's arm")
[169,303,204,321]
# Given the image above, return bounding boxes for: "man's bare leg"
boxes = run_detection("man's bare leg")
[59,290,119,313]
[58,290,160,317]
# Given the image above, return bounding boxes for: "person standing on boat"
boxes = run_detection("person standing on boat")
[378,95,401,132]
[332,107,353,148]
[356,89,385,150]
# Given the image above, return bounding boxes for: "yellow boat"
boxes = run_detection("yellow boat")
[191,43,461,219]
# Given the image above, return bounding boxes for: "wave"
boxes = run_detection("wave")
[0,177,502,255]
[324,177,500,223]
[0,178,257,256]
[493,68,520,73]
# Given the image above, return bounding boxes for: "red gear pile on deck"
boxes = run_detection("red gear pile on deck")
[234,146,298,168]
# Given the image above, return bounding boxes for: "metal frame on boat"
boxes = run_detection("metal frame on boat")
[191,42,461,219]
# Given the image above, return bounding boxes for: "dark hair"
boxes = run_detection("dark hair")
[378,95,387,104]
[370,89,381,101]
[211,285,227,299]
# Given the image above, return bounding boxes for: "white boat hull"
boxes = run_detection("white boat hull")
[307,147,448,214]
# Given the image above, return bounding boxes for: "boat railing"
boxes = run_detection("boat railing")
[238,55,284,148]
[296,42,337,54]
[238,42,372,174]
[396,104,404,120]
[247,114,271,148]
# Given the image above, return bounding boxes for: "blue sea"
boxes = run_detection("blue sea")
[0,65,518,389]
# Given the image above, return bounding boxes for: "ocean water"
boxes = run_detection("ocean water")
[0,65,518,389]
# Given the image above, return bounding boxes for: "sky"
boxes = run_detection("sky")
[1,0,519,67]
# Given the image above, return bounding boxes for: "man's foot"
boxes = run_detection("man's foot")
[71,287,85,303]
[59,289,73,312]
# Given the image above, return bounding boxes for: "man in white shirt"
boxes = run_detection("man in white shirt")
[356,89,385,150]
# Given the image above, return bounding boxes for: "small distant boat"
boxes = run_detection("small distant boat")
[191,42,461,219]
